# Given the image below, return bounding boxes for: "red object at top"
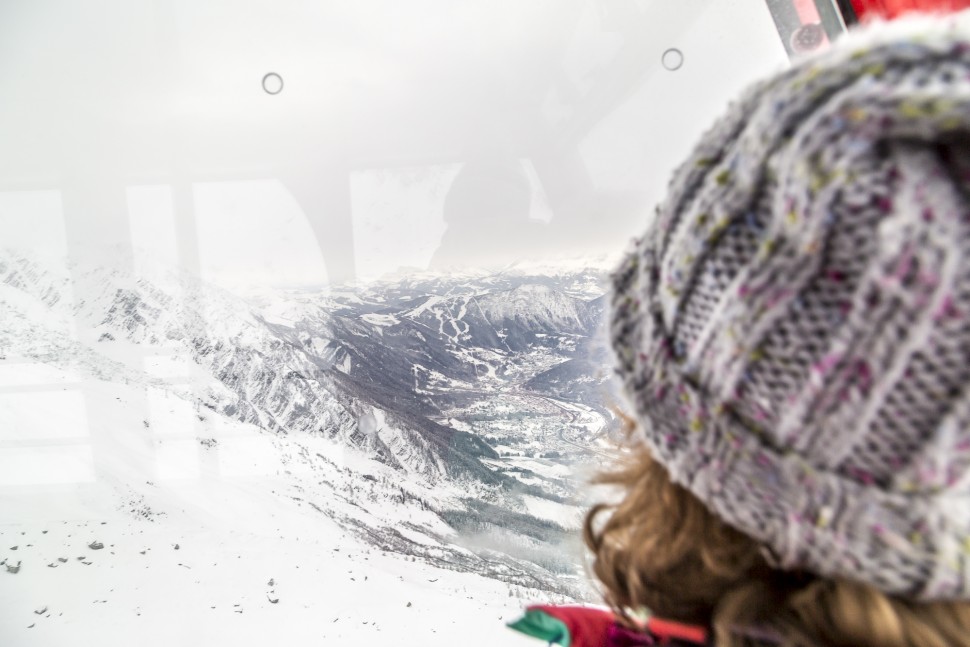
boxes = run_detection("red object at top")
[850,0,970,20]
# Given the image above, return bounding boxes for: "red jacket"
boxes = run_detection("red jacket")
[850,0,970,20]
[507,605,709,647]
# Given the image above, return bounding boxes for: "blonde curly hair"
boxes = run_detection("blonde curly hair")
[583,416,970,647]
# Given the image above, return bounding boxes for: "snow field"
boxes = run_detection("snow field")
[0,479,552,647]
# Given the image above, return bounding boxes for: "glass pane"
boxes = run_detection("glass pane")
[0,1,844,645]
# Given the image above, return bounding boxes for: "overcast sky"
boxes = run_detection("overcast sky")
[0,0,789,290]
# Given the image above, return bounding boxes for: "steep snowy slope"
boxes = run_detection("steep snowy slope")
[0,252,505,484]
[0,391,563,646]
[0,249,612,645]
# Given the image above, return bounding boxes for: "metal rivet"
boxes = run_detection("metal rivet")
[661,48,684,71]
[262,72,284,95]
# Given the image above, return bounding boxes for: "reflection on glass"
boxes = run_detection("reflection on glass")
[0,1,831,645]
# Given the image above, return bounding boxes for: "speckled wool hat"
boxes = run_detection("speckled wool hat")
[611,14,970,600]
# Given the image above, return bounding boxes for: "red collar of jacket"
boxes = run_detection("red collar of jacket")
[528,604,708,647]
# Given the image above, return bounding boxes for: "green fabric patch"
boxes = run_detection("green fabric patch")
[506,609,571,646]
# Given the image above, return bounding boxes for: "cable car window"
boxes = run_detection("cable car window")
[0,2,844,645]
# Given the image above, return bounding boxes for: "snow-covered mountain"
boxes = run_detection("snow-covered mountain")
[0,249,616,645]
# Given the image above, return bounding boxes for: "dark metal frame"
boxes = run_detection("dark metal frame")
[764,0,858,58]
[834,0,860,25]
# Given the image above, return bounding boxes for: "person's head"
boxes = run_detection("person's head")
[588,13,970,646]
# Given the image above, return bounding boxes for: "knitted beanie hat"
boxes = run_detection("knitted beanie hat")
[611,14,970,600]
